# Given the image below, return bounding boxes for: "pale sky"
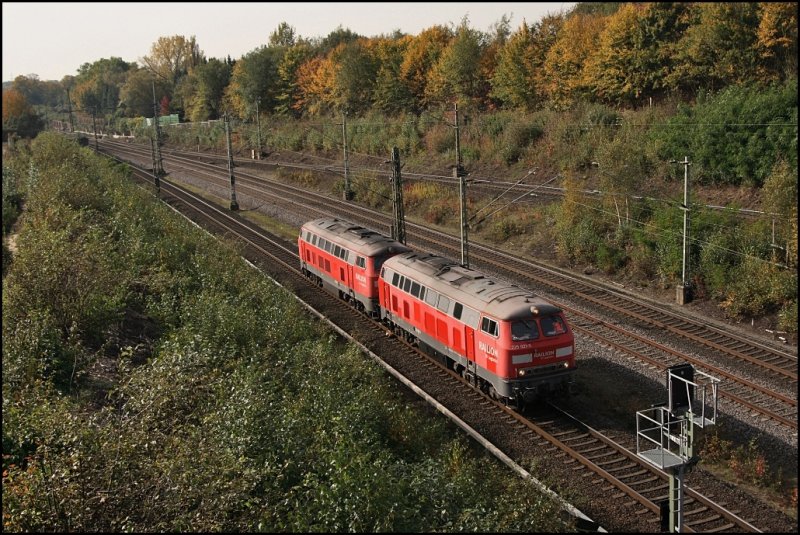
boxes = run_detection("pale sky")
[2,2,575,83]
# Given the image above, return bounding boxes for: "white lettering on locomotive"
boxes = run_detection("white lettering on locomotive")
[478,341,497,356]
[355,273,367,285]
[533,349,555,358]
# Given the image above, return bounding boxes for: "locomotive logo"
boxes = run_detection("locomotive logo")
[478,341,497,356]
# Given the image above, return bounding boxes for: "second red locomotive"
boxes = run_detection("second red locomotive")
[299,217,411,315]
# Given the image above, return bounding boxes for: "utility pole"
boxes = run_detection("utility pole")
[149,137,158,190]
[453,102,468,268]
[92,107,98,150]
[224,112,239,211]
[151,81,165,187]
[342,110,353,201]
[66,89,75,133]
[254,98,262,160]
[674,156,691,305]
[390,146,406,244]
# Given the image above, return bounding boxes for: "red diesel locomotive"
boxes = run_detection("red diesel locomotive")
[299,217,411,315]
[299,218,576,405]
[379,252,575,404]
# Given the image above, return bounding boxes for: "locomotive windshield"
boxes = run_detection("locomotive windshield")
[541,315,567,336]
[511,319,539,341]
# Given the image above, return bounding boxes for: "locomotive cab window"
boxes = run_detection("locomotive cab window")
[356,256,366,269]
[481,317,499,337]
[392,272,400,286]
[541,315,567,336]
[511,319,539,341]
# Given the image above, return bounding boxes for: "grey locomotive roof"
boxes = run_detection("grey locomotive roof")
[384,252,561,321]
[302,218,411,257]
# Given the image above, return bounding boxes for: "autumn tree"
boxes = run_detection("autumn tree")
[756,2,798,82]
[399,25,453,113]
[141,35,203,90]
[2,88,44,139]
[274,43,314,117]
[542,12,608,108]
[293,55,336,116]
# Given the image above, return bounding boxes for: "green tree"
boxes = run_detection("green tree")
[72,57,133,115]
[330,40,380,114]
[371,35,415,116]
[224,46,282,118]
[490,17,562,111]
[119,69,171,118]
[762,159,798,270]
[274,43,314,117]
[425,18,486,108]
[269,21,297,47]
[185,58,232,121]
[317,25,361,54]
[668,3,761,94]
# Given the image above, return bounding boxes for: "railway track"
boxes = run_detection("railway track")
[121,162,775,532]
[100,139,798,434]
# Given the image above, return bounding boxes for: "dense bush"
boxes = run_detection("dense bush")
[650,81,798,187]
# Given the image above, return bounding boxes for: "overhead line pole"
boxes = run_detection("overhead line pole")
[675,156,691,305]
[342,110,352,201]
[255,98,262,160]
[224,112,239,211]
[151,81,165,189]
[390,146,406,244]
[454,102,468,268]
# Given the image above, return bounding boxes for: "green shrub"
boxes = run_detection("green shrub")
[650,81,798,187]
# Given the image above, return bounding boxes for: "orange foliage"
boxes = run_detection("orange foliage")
[2,88,31,123]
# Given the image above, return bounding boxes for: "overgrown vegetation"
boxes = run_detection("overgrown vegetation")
[2,133,571,532]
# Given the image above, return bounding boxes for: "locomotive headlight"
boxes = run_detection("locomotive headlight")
[518,369,527,376]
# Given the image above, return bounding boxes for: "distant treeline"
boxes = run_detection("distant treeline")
[5,2,797,122]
